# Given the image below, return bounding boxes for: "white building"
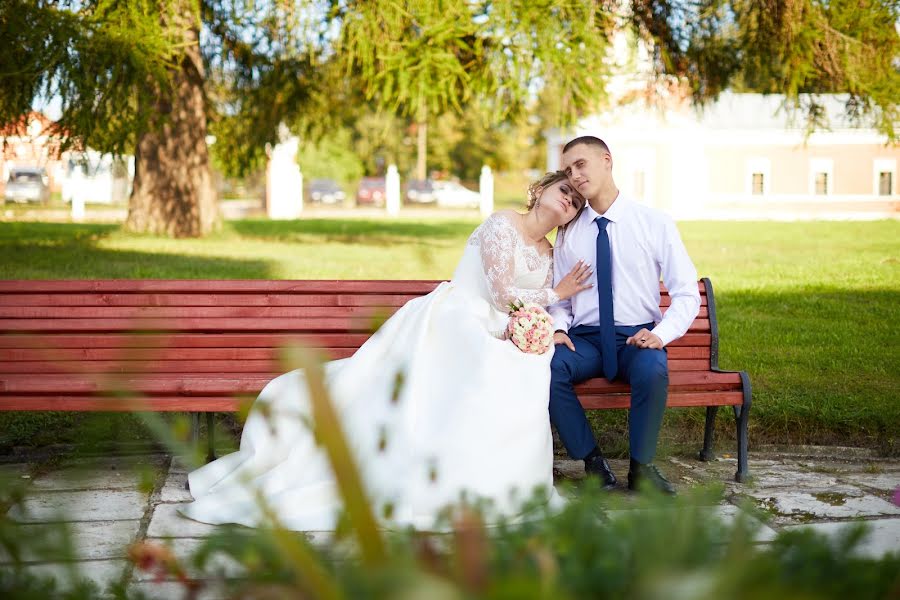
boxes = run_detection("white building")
[546,92,899,220]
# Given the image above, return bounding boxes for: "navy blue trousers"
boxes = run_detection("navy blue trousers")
[549,323,668,464]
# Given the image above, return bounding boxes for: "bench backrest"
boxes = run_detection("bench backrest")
[0,280,725,411]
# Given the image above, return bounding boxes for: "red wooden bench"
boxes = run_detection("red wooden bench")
[0,278,750,482]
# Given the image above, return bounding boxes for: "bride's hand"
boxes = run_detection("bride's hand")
[554,260,593,300]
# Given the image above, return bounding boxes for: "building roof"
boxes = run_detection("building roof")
[554,92,879,138]
[690,92,863,131]
[0,112,59,137]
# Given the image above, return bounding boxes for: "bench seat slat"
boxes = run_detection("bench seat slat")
[580,391,744,409]
[0,345,710,361]
[0,389,742,412]
[0,358,715,374]
[0,318,713,333]
[0,396,246,411]
[1,370,741,394]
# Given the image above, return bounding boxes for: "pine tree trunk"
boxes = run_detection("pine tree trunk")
[124,7,216,238]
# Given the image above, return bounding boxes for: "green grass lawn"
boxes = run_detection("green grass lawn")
[1,218,898,455]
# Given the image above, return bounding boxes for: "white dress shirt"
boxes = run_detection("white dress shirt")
[549,194,700,347]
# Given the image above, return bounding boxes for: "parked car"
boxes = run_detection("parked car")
[307,178,346,204]
[4,167,50,204]
[433,180,480,208]
[405,179,436,204]
[356,177,386,206]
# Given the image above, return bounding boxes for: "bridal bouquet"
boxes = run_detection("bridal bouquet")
[507,301,553,354]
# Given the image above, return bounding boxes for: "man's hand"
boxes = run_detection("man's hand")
[626,328,663,350]
[554,331,575,352]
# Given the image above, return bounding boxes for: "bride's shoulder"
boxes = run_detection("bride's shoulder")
[485,210,522,231]
[471,211,521,249]
[477,210,518,234]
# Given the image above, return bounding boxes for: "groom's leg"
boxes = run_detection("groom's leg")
[549,326,604,459]
[616,325,669,464]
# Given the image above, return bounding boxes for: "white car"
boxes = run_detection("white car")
[4,167,50,203]
[433,180,480,208]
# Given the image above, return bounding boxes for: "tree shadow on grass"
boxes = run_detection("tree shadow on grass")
[584,286,900,458]
[0,222,273,279]
[230,217,479,247]
[0,222,277,454]
[714,286,898,453]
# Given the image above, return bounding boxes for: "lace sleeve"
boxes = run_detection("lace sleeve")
[478,214,560,312]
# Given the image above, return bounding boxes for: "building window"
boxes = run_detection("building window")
[873,159,896,196]
[746,158,770,197]
[809,158,833,196]
[751,173,765,195]
[814,172,829,195]
[879,172,893,196]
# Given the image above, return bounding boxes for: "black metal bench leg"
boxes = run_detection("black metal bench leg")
[733,371,752,483]
[699,406,718,461]
[206,412,216,462]
[191,412,201,448]
[733,407,751,483]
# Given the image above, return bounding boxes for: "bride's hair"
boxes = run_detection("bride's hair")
[526,170,584,211]
[527,170,585,246]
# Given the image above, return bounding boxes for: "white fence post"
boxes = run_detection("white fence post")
[479,165,494,219]
[70,168,85,222]
[386,164,401,216]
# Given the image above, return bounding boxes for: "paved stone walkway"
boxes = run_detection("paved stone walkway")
[2,447,898,598]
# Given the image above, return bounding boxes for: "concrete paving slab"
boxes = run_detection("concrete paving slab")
[7,489,149,522]
[753,489,900,521]
[169,457,194,474]
[602,504,777,543]
[0,520,140,563]
[30,466,145,492]
[715,504,778,542]
[842,472,900,492]
[160,470,193,504]
[147,503,219,538]
[22,559,127,594]
[747,467,840,489]
[782,518,900,558]
[133,538,246,581]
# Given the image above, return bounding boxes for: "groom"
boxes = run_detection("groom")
[549,136,701,494]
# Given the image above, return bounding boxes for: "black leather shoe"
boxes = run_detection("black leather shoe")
[627,459,676,495]
[584,454,618,490]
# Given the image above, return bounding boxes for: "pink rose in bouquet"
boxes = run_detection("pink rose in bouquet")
[507,302,553,354]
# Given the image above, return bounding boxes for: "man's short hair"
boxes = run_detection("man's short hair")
[562,136,610,155]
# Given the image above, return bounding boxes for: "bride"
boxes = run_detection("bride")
[181,171,592,530]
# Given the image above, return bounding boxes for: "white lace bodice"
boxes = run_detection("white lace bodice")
[460,212,559,312]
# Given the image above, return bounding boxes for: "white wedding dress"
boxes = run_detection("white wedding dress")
[182,212,562,530]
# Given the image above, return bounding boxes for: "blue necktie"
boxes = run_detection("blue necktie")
[595,217,617,380]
